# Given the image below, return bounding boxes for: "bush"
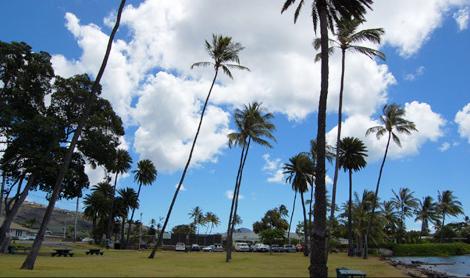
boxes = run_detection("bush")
[392,243,470,256]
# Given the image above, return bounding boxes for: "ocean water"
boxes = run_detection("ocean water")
[391,256,470,277]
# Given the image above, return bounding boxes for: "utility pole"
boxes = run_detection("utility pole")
[63,220,66,240]
[138,212,142,250]
[74,196,79,242]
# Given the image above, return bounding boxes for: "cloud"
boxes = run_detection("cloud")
[455,103,470,143]
[84,164,107,186]
[327,101,446,161]
[454,7,470,31]
[225,190,244,200]
[262,154,285,184]
[52,0,464,172]
[404,66,425,81]
[439,142,451,152]
[175,183,186,191]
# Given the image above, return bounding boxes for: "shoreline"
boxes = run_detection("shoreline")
[387,258,465,277]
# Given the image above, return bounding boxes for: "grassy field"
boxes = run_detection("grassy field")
[0,245,406,277]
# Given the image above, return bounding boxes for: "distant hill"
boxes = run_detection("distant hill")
[1,201,92,235]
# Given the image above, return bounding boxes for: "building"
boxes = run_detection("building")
[0,217,38,239]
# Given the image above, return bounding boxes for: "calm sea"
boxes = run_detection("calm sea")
[392,256,470,277]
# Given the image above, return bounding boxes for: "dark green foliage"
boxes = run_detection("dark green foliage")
[393,243,470,257]
[253,205,289,234]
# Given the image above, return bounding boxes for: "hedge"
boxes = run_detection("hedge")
[393,242,470,256]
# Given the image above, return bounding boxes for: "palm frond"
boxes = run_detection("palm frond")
[190,61,212,69]
[350,46,385,60]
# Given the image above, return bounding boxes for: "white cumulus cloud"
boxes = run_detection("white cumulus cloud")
[225,190,244,200]
[262,154,285,184]
[454,7,470,31]
[455,103,470,143]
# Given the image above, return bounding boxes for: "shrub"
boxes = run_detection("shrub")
[393,243,470,256]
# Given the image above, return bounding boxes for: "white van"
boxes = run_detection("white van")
[234,242,250,252]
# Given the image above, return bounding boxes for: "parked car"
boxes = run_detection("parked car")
[253,243,269,252]
[270,244,283,252]
[191,244,201,251]
[175,242,186,251]
[214,244,224,252]
[202,245,215,252]
[234,242,250,252]
[81,237,94,243]
[283,244,297,253]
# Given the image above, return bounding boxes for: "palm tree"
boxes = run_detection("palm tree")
[116,187,139,244]
[437,190,463,242]
[83,189,111,243]
[150,34,249,259]
[317,17,384,228]
[283,153,315,256]
[125,159,157,247]
[415,196,438,238]
[189,206,204,236]
[281,0,372,274]
[391,187,418,243]
[204,212,220,234]
[106,149,132,240]
[337,137,367,256]
[381,200,400,242]
[364,103,417,258]
[226,102,275,262]
[21,1,127,269]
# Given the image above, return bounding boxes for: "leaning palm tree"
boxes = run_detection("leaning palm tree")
[381,200,400,242]
[226,102,275,262]
[150,34,249,259]
[337,137,367,256]
[391,187,419,243]
[205,212,220,234]
[281,0,373,274]
[415,196,438,238]
[106,149,132,240]
[21,0,127,269]
[189,206,204,236]
[363,103,417,258]
[316,16,385,227]
[437,190,463,242]
[125,159,157,247]
[283,153,315,257]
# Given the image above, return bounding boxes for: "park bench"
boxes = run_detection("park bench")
[51,249,74,257]
[336,267,366,278]
[86,248,104,255]
[8,246,31,254]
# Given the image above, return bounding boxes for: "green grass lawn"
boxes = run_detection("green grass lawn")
[0,245,406,277]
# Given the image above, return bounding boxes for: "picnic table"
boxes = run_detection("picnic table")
[336,267,366,278]
[51,249,74,257]
[86,248,104,255]
[8,246,31,254]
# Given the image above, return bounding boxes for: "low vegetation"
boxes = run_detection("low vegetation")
[393,243,470,257]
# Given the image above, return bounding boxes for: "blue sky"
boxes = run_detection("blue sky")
[1,0,470,233]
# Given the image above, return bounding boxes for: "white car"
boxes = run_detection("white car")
[202,245,215,252]
[234,242,250,252]
[253,243,269,252]
[175,242,186,251]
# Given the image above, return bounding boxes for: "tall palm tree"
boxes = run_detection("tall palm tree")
[437,190,463,242]
[281,0,373,273]
[106,149,132,240]
[226,102,275,262]
[125,159,157,247]
[116,187,139,244]
[150,34,248,259]
[337,137,367,256]
[83,189,111,243]
[21,0,127,269]
[391,187,418,243]
[316,17,384,227]
[364,103,417,258]
[415,196,438,238]
[189,206,204,236]
[283,153,315,257]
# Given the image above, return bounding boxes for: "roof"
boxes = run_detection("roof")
[0,217,38,233]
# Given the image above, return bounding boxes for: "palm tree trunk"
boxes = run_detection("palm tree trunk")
[329,48,346,227]
[125,182,142,248]
[107,172,119,240]
[310,2,330,276]
[20,0,126,269]
[0,175,35,253]
[225,143,246,262]
[74,196,79,242]
[363,131,391,259]
[308,182,314,253]
[227,138,251,262]
[347,169,353,257]
[120,216,126,246]
[300,192,309,257]
[150,68,219,259]
[440,213,446,243]
[0,172,5,218]
[287,191,298,244]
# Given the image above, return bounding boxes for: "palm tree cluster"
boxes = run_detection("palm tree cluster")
[83,158,157,247]
[336,188,464,256]
[188,206,220,235]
